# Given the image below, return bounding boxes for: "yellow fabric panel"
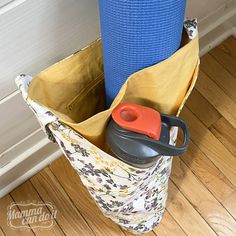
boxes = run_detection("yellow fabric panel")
[28,34,199,148]
[114,35,199,115]
[29,39,105,123]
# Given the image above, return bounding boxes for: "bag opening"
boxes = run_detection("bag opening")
[28,32,199,149]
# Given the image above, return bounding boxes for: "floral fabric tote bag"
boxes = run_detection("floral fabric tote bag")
[16,19,199,234]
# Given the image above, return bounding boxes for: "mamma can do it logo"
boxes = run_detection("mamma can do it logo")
[7,201,57,230]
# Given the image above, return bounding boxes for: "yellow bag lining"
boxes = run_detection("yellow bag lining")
[28,33,199,149]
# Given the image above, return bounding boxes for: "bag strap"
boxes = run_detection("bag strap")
[15,74,58,142]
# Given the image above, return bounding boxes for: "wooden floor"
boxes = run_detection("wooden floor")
[1,37,236,236]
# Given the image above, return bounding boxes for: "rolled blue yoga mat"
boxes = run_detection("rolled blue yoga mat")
[98,0,186,106]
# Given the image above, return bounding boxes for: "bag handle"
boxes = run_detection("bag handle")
[126,114,190,156]
[156,114,190,156]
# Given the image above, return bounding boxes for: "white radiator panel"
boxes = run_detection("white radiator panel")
[0,0,100,99]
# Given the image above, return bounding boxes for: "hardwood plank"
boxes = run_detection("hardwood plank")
[30,167,95,236]
[124,230,156,236]
[186,89,221,127]
[122,210,187,236]
[209,37,236,78]
[210,117,236,156]
[0,194,34,236]
[220,37,236,59]
[153,210,186,236]
[166,181,217,236]
[180,139,236,219]
[0,227,5,236]
[10,181,65,236]
[49,157,126,236]
[171,157,236,236]
[222,191,236,220]
[196,71,236,128]
[180,107,236,186]
[200,53,236,102]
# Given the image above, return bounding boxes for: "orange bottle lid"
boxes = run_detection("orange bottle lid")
[112,102,161,140]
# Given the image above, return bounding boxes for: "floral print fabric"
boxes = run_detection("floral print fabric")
[51,121,178,233]
[16,19,198,234]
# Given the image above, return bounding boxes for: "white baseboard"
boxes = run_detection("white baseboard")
[0,127,62,198]
[199,1,236,55]
[1,1,236,198]
[0,134,62,198]
[233,27,236,37]
[0,149,62,198]
[198,1,236,39]
[200,21,234,56]
[230,15,236,37]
